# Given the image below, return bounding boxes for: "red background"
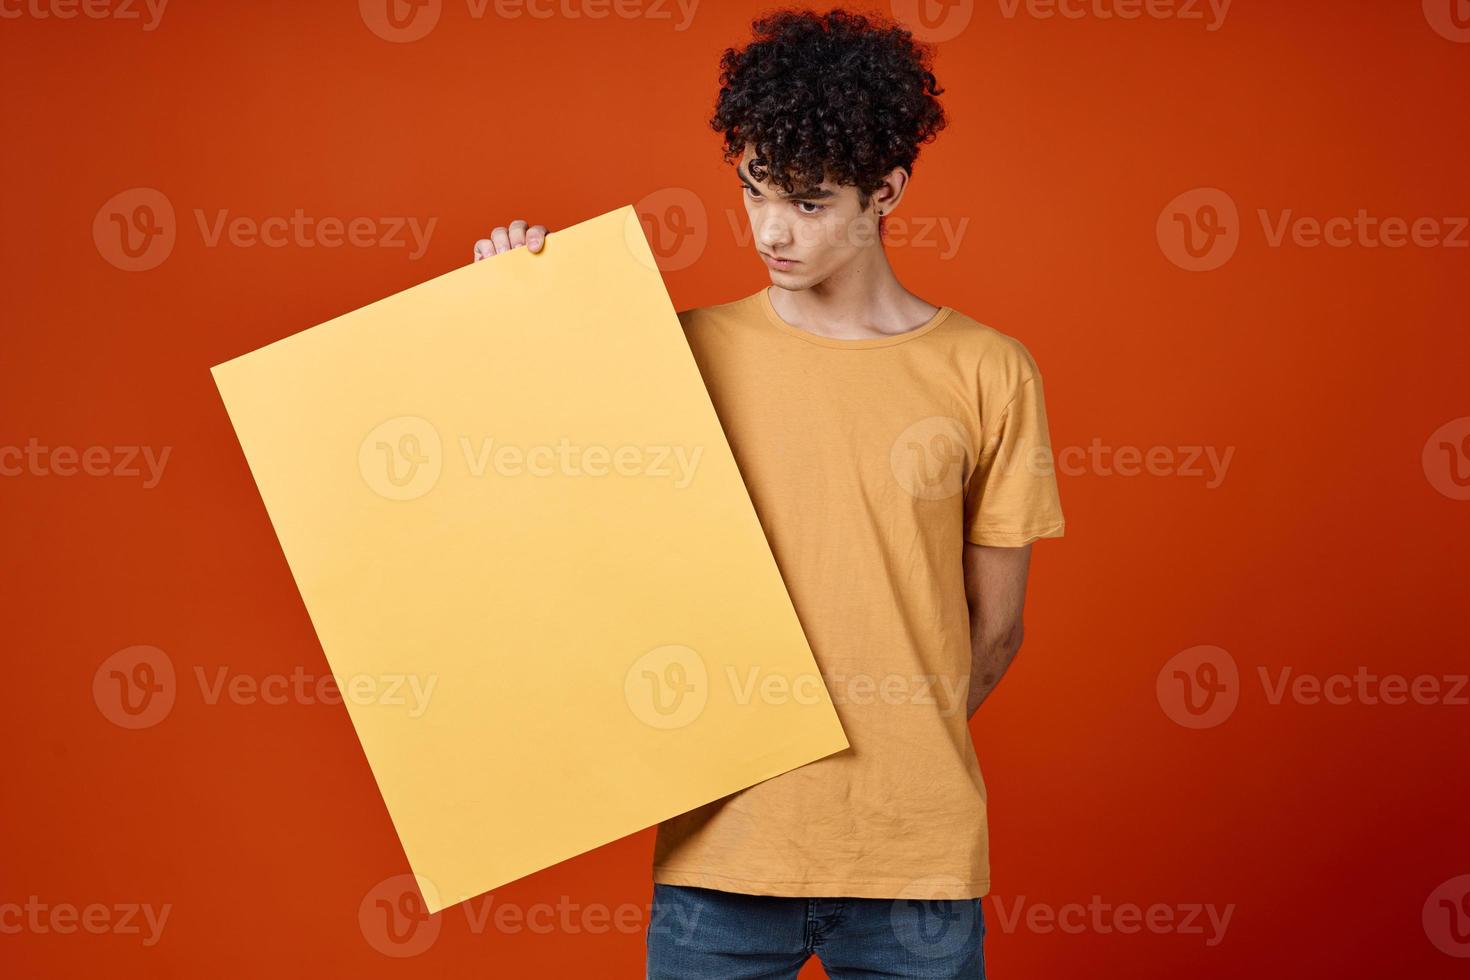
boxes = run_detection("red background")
[4,0,1467,976]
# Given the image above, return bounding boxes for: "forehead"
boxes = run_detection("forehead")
[736,147,838,198]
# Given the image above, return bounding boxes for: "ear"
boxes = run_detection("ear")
[871,166,910,216]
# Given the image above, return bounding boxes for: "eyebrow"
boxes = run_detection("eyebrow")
[737,163,836,200]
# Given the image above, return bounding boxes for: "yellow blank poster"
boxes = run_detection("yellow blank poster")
[211,205,849,912]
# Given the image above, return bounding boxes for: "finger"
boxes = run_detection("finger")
[489,226,512,255]
[527,224,547,253]
[508,219,528,249]
[473,238,494,262]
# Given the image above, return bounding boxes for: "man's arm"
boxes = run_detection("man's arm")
[964,542,1033,719]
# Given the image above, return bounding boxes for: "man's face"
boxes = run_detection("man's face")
[736,144,881,288]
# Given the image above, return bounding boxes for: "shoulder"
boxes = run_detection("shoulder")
[676,292,761,333]
[936,308,1045,390]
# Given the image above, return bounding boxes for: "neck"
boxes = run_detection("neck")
[766,248,939,340]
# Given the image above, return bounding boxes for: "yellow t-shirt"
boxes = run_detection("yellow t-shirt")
[650,287,1065,899]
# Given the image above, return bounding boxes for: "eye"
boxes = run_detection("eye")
[740,184,760,199]
[795,201,825,215]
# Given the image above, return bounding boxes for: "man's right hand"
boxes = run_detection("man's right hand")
[473,220,548,261]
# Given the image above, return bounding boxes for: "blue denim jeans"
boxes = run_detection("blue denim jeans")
[646,883,986,979]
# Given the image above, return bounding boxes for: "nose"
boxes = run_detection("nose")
[755,211,793,252]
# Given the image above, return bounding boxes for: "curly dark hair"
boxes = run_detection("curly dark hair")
[710,7,948,210]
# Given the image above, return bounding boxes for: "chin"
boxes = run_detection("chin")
[768,268,811,287]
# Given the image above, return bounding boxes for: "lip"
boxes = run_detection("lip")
[759,251,800,269]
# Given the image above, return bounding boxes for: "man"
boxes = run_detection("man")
[473,8,1064,977]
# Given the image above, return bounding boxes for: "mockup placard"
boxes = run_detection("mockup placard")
[210,205,848,912]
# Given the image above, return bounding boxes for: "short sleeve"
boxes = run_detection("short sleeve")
[963,372,1066,547]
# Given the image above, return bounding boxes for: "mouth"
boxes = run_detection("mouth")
[759,251,800,270]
